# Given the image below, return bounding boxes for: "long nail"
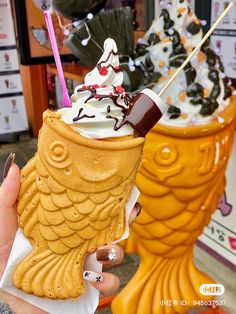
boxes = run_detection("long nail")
[135,202,142,216]
[2,152,15,180]
[83,271,103,283]
[96,248,117,262]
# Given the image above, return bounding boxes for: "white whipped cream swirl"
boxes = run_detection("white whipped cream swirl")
[59,38,133,139]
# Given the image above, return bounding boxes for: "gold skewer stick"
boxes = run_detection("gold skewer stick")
[158,2,234,98]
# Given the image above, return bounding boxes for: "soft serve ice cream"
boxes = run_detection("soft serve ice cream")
[59,38,134,139]
[10,39,168,304]
[134,0,233,126]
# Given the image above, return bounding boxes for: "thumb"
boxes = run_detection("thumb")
[0,163,20,209]
[0,162,20,279]
[0,162,20,241]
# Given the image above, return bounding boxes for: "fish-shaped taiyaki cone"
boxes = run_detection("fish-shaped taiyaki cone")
[13,110,144,299]
[112,97,236,314]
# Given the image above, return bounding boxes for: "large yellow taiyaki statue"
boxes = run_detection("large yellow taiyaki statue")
[112,0,236,313]
[113,98,236,314]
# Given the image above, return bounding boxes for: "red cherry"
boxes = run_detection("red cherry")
[99,66,108,76]
[93,84,99,88]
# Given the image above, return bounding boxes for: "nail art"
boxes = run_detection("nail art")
[83,271,103,283]
[135,202,142,216]
[2,152,15,180]
[96,248,117,262]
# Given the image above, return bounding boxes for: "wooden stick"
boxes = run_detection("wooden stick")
[158,2,234,98]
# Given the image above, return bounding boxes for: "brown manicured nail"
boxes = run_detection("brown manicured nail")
[96,248,117,262]
[2,152,15,180]
[135,202,142,216]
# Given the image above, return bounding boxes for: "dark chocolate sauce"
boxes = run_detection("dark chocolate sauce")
[201,39,231,101]
[205,48,217,67]
[186,83,203,97]
[147,33,161,45]
[186,21,201,35]
[200,98,218,116]
[73,108,95,122]
[208,70,221,100]
[160,9,174,30]
[96,49,122,74]
[167,105,181,119]
[184,64,197,86]
[136,43,149,56]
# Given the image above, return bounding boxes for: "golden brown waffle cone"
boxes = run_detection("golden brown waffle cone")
[112,96,236,314]
[13,110,144,299]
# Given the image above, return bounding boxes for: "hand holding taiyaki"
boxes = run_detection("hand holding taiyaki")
[0,156,141,312]
[12,38,167,300]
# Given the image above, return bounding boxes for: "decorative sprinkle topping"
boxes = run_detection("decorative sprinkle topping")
[165,96,172,105]
[159,76,168,82]
[168,69,174,76]
[180,113,188,119]
[198,52,205,62]
[178,7,186,14]
[99,66,108,76]
[159,60,166,68]
[179,91,187,101]
[203,88,209,97]
[115,86,125,94]
[194,19,201,25]
[186,46,193,52]
[180,37,186,44]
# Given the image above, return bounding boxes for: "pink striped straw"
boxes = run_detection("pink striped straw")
[44,10,71,107]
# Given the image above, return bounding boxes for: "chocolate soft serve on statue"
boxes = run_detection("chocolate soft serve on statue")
[59,38,167,138]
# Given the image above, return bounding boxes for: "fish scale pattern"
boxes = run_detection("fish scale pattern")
[13,110,144,299]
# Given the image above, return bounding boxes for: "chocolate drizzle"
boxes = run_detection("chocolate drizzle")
[96,49,122,74]
[186,21,201,35]
[201,38,232,100]
[147,33,161,45]
[73,108,95,122]
[208,70,221,100]
[167,105,181,119]
[160,9,174,30]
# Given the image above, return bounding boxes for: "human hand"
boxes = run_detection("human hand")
[0,153,141,314]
